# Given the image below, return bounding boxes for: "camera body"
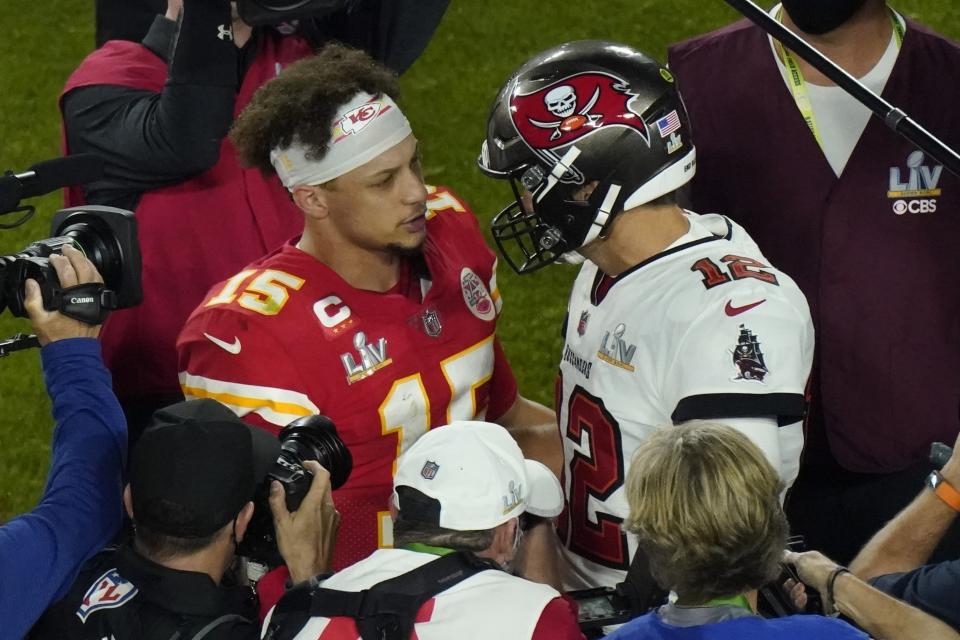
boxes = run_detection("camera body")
[240,414,353,566]
[0,205,142,318]
[569,586,634,634]
[235,0,349,27]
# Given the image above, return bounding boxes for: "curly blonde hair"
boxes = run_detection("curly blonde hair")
[625,422,787,603]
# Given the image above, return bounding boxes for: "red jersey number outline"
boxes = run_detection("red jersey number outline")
[557,384,630,570]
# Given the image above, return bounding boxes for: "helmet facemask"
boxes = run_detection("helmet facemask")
[489,146,622,274]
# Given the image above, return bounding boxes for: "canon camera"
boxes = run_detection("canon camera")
[0,206,142,323]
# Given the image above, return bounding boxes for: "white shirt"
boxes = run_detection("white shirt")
[769,3,905,176]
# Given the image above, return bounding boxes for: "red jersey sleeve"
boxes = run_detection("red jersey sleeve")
[531,595,586,640]
[176,307,319,436]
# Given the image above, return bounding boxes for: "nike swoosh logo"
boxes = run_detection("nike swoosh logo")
[725,299,766,316]
[204,333,241,355]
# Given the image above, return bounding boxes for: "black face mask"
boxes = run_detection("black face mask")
[781,0,869,35]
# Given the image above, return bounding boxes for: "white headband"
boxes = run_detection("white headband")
[269,92,412,189]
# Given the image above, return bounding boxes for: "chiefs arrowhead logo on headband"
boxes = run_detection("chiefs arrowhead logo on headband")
[510,72,650,160]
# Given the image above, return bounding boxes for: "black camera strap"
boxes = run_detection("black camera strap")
[50,282,118,325]
[265,551,501,640]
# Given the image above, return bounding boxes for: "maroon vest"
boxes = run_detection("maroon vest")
[669,20,960,472]
[61,35,312,400]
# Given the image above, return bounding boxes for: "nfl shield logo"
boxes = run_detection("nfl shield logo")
[421,309,442,337]
[577,310,590,336]
[421,460,440,480]
[76,568,138,623]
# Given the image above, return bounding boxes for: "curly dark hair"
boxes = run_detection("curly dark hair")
[230,42,402,176]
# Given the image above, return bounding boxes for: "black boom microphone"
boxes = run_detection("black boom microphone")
[720,0,960,179]
[0,154,104,214]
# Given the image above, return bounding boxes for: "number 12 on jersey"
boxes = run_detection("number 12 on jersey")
[557,385,630,570]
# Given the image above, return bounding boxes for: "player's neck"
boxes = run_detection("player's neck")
[581,204,689,277]
[781,1,892,85]
[297,233,402,292]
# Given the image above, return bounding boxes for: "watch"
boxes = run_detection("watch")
[926,471,960,512]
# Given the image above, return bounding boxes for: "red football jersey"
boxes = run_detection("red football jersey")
[176,187,518,569]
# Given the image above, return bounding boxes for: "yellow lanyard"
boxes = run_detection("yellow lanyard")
[773,7,905,150]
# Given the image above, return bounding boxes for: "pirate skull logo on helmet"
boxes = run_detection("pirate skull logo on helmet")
[545,85,577,118]
[478,40,697,274]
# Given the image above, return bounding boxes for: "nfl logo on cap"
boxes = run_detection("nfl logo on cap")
[421,460,440,480]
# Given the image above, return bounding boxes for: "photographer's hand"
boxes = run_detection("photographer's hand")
[24,246,103,346]
[269,460,340,584]
[783,550,838,597]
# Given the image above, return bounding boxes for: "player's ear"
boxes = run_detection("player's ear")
[292,183,332,221]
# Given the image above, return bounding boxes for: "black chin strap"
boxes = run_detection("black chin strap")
[49,282,117,325]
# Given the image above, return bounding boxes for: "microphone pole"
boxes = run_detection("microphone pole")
[720,0,960,178]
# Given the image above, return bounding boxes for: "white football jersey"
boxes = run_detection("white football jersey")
[556,212,814,589]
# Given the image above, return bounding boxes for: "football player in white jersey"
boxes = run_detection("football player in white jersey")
[479,40,814,590]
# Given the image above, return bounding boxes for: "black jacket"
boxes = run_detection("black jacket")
[29,544,259,640]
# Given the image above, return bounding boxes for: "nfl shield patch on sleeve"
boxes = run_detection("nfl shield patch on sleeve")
[76,568,138,623]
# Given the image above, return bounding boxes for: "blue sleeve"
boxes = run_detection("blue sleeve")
[870,560,960,631]
[0,338,127,639]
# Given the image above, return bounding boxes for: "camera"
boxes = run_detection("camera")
[240,413,353,566]
[236,0,349,27]
[570,586,634,635]
[0,205,142,320]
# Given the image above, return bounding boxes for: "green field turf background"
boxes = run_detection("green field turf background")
[1,0,958,519]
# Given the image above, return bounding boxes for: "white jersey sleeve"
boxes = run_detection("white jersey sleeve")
[662,285,813,485]
[663,286,813,423]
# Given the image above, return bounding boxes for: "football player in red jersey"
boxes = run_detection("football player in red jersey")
[176,44,559,571]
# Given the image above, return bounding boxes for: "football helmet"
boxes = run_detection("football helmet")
[478,40,696,274]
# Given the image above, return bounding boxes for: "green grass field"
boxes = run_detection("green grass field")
[1,0,958,519]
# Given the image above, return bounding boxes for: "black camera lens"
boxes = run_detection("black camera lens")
[278,415,353,489]
[239,414,352,567]
[0,206,141,318]
[59,217,124,287]
[271,415,352,513]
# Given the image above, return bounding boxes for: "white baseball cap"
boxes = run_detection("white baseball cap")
[392,421,564,531]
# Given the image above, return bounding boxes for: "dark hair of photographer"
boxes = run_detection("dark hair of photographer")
[0,247,126,639]
[30,399,339,640]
